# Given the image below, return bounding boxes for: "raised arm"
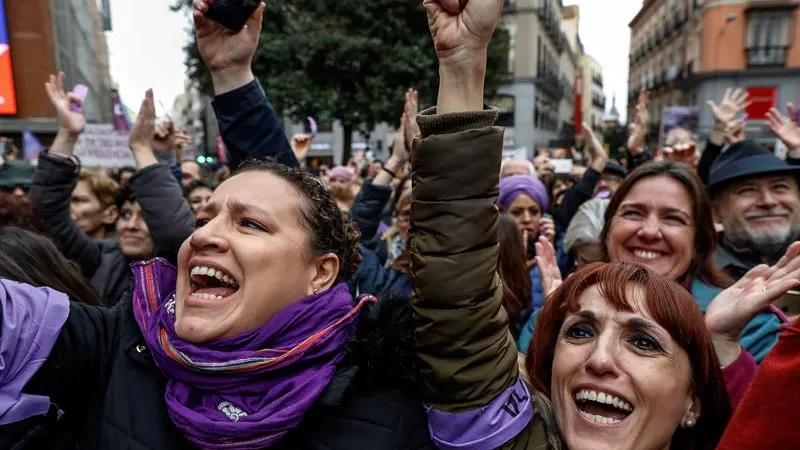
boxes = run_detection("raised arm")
[29,73,102,278]
[126,90,195,264]
[412,1,537,448]
[350,107,413,243]
[193,0,297,169]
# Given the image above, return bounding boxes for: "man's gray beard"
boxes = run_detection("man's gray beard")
[727,222,800,258]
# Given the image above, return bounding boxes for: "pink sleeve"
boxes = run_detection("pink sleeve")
[722,349,758,409]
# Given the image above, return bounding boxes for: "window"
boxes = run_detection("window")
[746,10,792,67]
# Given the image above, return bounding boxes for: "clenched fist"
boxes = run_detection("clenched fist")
[423,0,504,66]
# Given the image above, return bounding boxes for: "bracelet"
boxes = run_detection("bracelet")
[381,166,397,178]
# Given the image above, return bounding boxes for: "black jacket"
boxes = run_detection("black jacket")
[5,293,434,450]
[29,156,194,306]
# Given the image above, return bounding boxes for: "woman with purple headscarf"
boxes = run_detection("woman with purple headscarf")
[498,174,553,308]
[0,4,436,449]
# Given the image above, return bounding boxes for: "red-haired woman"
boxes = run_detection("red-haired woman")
[524,262,731,449]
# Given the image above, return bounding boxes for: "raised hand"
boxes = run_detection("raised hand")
[403,89,421,152]
[45,72,85,136]
[152,120,178,155]
[662,142,697,167]
[766,103,800,151]
[627,90,649,155]
[392,115,410,164]
[423,0,504,64]
[539,216,556,243]
[582,122,608,171]
[705,242,800,365]
[129,90,156,153]
[193,0,264,92]
[535,237,563,299]
[707,88,750,126]
[725,118,747,145]
[291,134,312,161]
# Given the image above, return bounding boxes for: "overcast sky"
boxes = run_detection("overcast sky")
[107,0,640,120]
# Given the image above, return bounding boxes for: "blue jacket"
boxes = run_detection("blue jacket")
[691,280,783,363]
[349,244,411,300]
[516,278,784,362]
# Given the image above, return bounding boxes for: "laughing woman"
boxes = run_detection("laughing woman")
[0,3,436,449]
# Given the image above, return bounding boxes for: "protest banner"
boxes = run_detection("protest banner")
[73,124,135,168]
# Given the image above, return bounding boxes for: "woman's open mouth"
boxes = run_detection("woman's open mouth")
[574,389,634,425]
[189,265,240,301]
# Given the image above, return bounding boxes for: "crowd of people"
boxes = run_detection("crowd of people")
[1,0,800,449]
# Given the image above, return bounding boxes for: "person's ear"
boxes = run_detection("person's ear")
[308,253,340,295]
[681,395,701,429]
[102,205,119,226]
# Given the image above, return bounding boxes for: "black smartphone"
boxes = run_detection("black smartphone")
[205,0,260,32]
[527,235,537,260]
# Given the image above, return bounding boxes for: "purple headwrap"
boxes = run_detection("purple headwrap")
[328,166,355,181]
[498,175,549,212]
[132,258,375,450]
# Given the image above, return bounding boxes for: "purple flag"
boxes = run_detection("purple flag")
[111,92,132,132]
[22,128,43,161]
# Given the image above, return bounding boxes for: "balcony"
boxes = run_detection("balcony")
[554,31,568,53]
[592,74,603,87]
[535,4,546,20]
[747,45,789,68]
[592,95,605,109]
[535,71,566,100]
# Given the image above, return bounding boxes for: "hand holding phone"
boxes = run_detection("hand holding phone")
[204,0,260,32]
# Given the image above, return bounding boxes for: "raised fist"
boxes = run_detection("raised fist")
[423,0,504,65]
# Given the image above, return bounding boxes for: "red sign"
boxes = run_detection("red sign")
[746,87,777,120]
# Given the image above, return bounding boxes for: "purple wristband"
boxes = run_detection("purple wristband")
[425,377,534,450]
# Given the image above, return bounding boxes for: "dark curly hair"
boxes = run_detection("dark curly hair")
[234,158,361,283]
[115,183,137,209]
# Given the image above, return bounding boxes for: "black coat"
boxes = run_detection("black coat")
[29,155,195,306]
[5,294,435,450]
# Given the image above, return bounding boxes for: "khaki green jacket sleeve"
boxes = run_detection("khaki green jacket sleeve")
[411,108,549,449]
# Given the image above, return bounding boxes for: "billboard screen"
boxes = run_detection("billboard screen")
[0,0,16,115]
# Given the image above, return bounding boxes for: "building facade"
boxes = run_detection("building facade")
[2,0,112,143]
[561,5,604,135]
[500,0,573,153]
[629,0,800,148]
[583,54,605,132]
[172,79,217,162]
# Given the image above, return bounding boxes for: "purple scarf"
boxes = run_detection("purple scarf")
[132,258,375,450]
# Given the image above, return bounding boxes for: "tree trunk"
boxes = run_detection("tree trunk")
[342,124,353,165]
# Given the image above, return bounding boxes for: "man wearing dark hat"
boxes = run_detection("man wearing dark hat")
[709,140,800,280]
[594,159,627,199]
[0,159,35,199]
